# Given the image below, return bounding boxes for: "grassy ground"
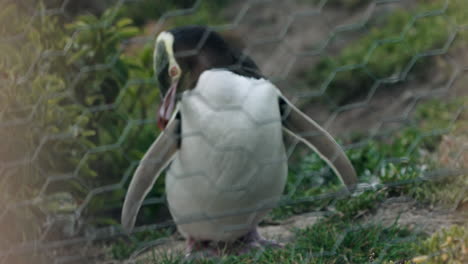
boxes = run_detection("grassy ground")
[151,221,420,264]
[304,0,467,107]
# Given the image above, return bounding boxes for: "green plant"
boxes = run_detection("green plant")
[272,94,468,220]
[119,0,231,27]
[273,127,429,220]
[0,2,167,232]
[327,0,372,9]
[408,225,467,264]
[408,97,468,206]
[306,0,466,106]
[0,2,97,245]
[63,7,170,225]
[0,3,86,199]
[302,0,371,9]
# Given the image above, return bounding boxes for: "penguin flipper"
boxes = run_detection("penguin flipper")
[121,116,180,233]
[279,95,358,190]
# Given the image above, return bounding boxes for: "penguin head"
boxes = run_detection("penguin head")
[153,26,262,130]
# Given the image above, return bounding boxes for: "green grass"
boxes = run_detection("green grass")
[272,128,427,220]
[384,225,468,264]
[305,0,467,106]
[301,0,371,9]
[111,228,173,260]
[119,0,231,27]
[135,219,421,264]
[411,225,468,264]
[270,95,466,224]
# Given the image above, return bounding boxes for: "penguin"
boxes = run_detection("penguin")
[121,26,358,256]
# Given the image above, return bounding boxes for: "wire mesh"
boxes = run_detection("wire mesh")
[0,0,467,263]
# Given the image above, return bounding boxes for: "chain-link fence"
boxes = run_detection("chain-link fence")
[0,0,467,263]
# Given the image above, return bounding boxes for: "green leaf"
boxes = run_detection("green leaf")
[116,18,134,28]
[66,47,89,65]
[116,26,140,39]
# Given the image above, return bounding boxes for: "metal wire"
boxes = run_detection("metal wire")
[0,0,466,263]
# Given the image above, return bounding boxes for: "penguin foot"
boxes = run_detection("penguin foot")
[184,228,284,258]
[185,237,219,259]
[233,228,284,255]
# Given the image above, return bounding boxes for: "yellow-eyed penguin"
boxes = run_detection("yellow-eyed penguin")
[121,26,358,256]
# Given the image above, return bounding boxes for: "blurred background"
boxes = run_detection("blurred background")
[0,0,466,263]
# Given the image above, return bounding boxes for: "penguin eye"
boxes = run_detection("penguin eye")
[169,66,179,77]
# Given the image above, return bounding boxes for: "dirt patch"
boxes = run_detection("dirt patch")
[362,196,467,235]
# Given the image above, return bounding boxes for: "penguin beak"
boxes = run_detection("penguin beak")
[153,31,181,130]
[157,79,178,130]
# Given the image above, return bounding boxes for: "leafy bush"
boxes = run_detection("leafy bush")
[0,3,81,201]
[0,2,98,244]
[0,2,167,235]
[62,7,170,226]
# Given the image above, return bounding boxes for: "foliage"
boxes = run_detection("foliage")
[0,2,101,245]
[391,225,468,264]
[0,2,167,231]
[272,128,428,219]
[409,97,468,206]
[273,94,465,220]
[302,0,371,9]
[63,7,170,225]
[305,0,466,106]
[0,3,84,201]
[119,0,231,27]
[416,225,468,264]
[327,0,372,9]
[339,97,466,217]
[415,97,466,149]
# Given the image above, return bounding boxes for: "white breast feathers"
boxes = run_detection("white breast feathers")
[165,69,288,242]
